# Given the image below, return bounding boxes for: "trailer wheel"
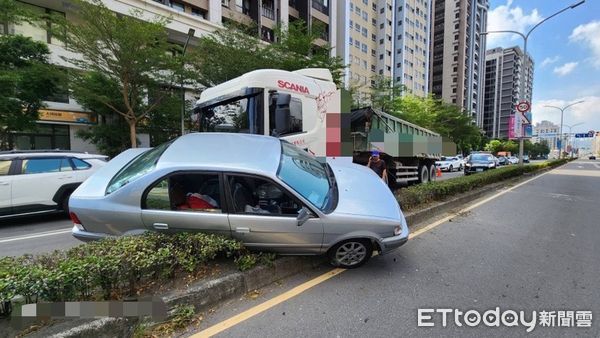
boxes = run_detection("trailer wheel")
[429,164,437,181]
[419,165,429,184]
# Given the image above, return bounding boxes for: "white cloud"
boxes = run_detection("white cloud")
[532,97,600,132]
[569,21,600,68]
[540,56,559,68]
[553,62,578,76]
[486,0,543,48]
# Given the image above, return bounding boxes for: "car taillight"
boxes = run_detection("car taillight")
[70,212,85,231]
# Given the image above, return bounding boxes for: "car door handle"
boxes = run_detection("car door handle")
[58,176,73,180]
[0,182,8,186]
[235,227,250,233]
[153,223,169,230]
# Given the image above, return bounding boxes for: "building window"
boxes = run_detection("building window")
[349,20,353,28]
[379,54,383,60]
[10,124,70,151]
[361,43,367,53]
[7,2,66,47]
[191,7,207,19]
[372,18,377,26]
[361,27,368,37]
[371,33,376,41]
[350,2,354,11]
[170,1,185,12]
[362,11,368,21]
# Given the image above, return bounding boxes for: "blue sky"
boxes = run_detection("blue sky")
[487,0,600,139]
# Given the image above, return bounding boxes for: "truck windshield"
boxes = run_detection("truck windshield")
[196,88,263,134]
[277,141,332,211]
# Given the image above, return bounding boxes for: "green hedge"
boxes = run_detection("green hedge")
[397,159,570,210]
[0,232,244,314]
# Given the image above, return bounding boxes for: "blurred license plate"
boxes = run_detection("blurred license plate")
[476,168,483,172]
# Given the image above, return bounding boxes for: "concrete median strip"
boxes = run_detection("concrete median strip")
[10,163,566,338]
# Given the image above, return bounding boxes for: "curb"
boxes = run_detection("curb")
[19,163,567,337]
[24,257,325,338]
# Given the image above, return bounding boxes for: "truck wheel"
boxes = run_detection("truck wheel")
[429,164,437,181]
[419,165,429,184]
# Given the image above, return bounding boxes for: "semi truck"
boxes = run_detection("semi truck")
[193,68,443,186]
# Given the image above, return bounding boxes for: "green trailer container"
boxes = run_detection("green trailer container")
[351,107,451,185]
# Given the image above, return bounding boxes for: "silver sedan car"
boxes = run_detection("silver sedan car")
[69,133,409,268]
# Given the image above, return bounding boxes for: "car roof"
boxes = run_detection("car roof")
[0,151,107,160]
[157,133,282,174]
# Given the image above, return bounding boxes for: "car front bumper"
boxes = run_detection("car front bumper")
[71,225,110,242]
[464,166,493,174]
[379,223,409,254]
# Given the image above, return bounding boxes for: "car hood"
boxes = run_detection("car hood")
[327,160,402,221]
[71,148,149,198]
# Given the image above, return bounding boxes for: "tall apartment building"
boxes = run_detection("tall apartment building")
[429,0,488,118]
[481,46,533,139]
[3,0,335,152]
[393,0,432,97]
[337,0,394,105]
[532,120,559,150]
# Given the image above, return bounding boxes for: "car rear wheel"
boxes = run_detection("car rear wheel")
[329,239,373,269]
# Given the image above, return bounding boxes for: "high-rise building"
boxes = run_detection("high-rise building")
[429,0,488,117]
[393,0,432,97]
[337,0,394,104]
[532,120,559,150]
[481,46,534,139]
[3,0,336,152]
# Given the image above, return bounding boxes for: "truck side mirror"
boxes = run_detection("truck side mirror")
[275,93,291,136]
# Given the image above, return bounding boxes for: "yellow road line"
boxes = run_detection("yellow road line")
[191,268,345,338]
[191,170,551,337]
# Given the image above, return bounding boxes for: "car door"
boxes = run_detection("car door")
[10,157,76,212]
[140,172,231,237]
[0,159,13,216]
[225,173,323,254]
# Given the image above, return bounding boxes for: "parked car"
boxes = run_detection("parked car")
[464,153,497,175]
[590,155,596,160]
[497,156,510,166]
[435,156,463,172]
[69,133,410,268]
[0,150,108,218]
[507,156,519,165]
[522,155,530,163]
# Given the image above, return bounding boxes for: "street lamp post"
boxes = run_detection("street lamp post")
[181,28,196,136]
[544,101,584,158]
[561,122,584,158]
[480,0,585,166]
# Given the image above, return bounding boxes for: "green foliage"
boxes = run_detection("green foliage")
[397,159,571,210]
[53,0,189,148]
[190,20,346,87]
[0,233,245,313]
[234,252,277,271]
[484,139,550,158]
[0,34,63,149]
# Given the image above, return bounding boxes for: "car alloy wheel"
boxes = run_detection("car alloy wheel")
[330,240,372,268]
[449,165,453,172]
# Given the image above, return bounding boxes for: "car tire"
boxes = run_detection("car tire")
[329,239,373,269]
[60,191,71,214]
[449,165,453,172]
[418,165,429,184]
[459,165,463,171]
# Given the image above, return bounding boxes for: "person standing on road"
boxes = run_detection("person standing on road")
[367,150,388,184]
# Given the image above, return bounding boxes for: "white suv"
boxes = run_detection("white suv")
[0,151,108,218]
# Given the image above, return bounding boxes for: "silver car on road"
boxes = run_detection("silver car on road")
[69,133,409,268]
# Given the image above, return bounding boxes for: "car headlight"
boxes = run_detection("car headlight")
[488,163,495,167]
[466,163,471,167]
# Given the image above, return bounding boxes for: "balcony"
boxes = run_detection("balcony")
[312,0,328,15]
[262,5,275,20]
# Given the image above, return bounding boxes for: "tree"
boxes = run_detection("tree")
[55,0,186,148]
[190,20,346,87]
[484,140,503,154]
[0,2,62,149]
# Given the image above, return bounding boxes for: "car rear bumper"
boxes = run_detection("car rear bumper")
[71,225,110,242]
[379,224,409,254]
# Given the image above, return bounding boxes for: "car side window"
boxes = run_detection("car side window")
[145,173,222,213]
[0,160,11,175]
[60,158,73,171]
[72,158,91,170]
[227,175,302,217]
[21,158,62,174]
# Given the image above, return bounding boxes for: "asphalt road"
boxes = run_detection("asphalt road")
[0,213,80,257]
[188,159,600,337]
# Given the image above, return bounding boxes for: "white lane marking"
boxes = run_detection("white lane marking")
[0,228,72,243]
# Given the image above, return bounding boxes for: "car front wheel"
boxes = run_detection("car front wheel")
[329,239,373,269]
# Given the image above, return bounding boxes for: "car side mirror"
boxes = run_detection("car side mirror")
[297,207,312,226]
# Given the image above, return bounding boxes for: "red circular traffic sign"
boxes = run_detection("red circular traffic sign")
[516,101,530,113]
